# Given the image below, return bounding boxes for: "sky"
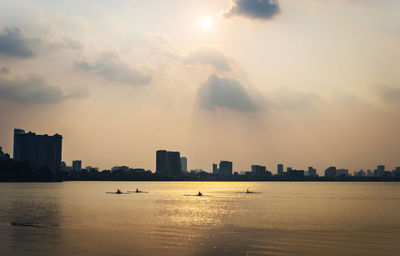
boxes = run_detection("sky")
[0,0,400,174]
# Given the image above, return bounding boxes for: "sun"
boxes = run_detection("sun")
[201,17,213,30]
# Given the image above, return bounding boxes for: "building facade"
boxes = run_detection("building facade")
[219,161,233,176]
[13,129,62,169]
[72,160,82,171]
[180,157,187,173]
[251,165,267,177]
[156,150,182,176]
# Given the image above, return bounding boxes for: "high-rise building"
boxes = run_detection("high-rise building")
[13,128,62,169]
[72,160,82,171]
[219,161,232,176]
[156,150,182,176]
[180,157,187,173]
[277,164,283,176]
[325,167,336,177]
[251,165,267,177]
[308,167,317,177]
[212,163,219,175]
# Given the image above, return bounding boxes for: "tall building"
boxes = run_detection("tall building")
[72,160,82,171]
[251,165,267,177]
[219,161,232,176]
[308,167,317,177]
[180,157,187,173]
[212,163,219,175]
[156,150,182,176]
[13,128,62,169]
[277,164,283,176]
[325,167,337,177]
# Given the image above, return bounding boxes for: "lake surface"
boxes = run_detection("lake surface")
[0,182,399,256]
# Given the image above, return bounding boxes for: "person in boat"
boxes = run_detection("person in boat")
[197,191,202,196]
[116,189,122,194]
[246,189,251,193]
[136,188,140,193]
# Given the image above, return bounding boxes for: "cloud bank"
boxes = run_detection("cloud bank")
[77,52,152,86]
[373,85,400,103]
[185,47,232,72]
[224,0,280,20]
[0,27,35,58]
[197,74,257,112]
[0,74,89,103]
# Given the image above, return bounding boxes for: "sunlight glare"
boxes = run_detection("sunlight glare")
[201,17,213,30]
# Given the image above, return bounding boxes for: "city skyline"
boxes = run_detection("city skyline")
[3,128,400,178]
[1,1,400,173]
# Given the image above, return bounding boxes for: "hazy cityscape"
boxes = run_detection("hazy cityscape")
[1,128,399,181]
[1,1,400,255]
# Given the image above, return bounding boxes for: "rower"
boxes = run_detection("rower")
[136,188,139,193]
[197,191,202,196]
[117,189,122,194]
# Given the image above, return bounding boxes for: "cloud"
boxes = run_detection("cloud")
[76,52,152,85]
[265,88,320,109]
[0,67,10,74]
[0,74,89,104]
[224,0,280,20]
[0,27,36,58]
[197,74,257,112]
[185,47,233,72]
[0,27,83,59]
[373,85,400,103]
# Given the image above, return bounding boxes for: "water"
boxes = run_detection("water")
[0,182,399,256]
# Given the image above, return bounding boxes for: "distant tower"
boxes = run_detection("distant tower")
[219,161,233,176]
[212,163,219,175]
[251,165,267,177]
[277,164,283,176]
[156,150,182,176]
[72,160,82,171]
[13,128,25,160]
[180,157,187,173]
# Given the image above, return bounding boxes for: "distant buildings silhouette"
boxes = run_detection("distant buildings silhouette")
[1,128,400,181]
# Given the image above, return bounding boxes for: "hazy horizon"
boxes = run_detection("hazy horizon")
[1,0,400,173]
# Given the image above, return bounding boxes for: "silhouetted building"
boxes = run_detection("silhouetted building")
[277,164,283,176]
[13,128,62,169]
[212,163,219,175]
[395,167,400,177]
[0,146,10,160]
[308,167,317,177]
[251,165,267,177]
[354,169,366,177]
[156,150,182,176]
[72,160,82,171]
[336,169,349,177]
[180,157,187,173]
[219,161,232,176]
[325,167,336,177]
[374,165,385,177]
[287,169,304,177]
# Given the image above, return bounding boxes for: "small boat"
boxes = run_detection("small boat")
[106,189,132,194]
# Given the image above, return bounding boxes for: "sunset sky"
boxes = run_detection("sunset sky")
[0,0,400,173]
